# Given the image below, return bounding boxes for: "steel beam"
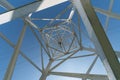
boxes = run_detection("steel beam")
[71,0,120,80]
[83,56,98,80]
[94,7,120,20]
[50,72,108,80]
[50,49,80,71]
[0,32,42,72]
[104,0,114,31]
[31,18,67,21]
[0,0,14,10]
[0,0,68,25]
[39,59,53,80]
[83,46,120,59]
[0,0,42,73]
[67,7,75,21]
[4,24,27,80]
[28,24,52,58]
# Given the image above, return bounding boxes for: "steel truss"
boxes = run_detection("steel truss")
[0,0,120,80]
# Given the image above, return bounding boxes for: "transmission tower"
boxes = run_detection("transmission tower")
[0,0,120,80]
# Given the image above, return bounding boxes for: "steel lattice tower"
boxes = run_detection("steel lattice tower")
[0,0,120,80]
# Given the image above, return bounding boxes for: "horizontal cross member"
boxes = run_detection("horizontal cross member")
[0,0,68,25]
[50,72,108,80]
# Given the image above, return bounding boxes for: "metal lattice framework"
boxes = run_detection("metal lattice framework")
[0,0,120,80]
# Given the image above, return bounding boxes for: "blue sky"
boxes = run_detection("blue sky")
[0,0,120,80]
